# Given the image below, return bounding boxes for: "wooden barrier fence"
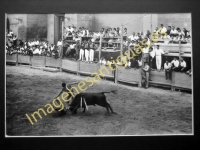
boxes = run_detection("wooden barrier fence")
[6,54,192,91]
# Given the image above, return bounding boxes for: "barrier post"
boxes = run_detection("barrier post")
[115,66,118,84]
[77,60,80,75]
[16,52,18,66]
[59,58,62,72]
[120,25,123,62]
[99,36,102,61]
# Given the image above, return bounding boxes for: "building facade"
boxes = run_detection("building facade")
[6,13,191,44]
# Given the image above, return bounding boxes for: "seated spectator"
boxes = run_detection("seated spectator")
[166,26,171,39]
[33,46,41,55]
[183,28,190,38]
[171,57,179,71]
[177,27,185,39]
[158,24,167,38]
[179,58,187,72]
[186,69,192,76]
[141,62,150,89]
[164,59,172,80]
[124,28,127,36]
[170,26,178,38]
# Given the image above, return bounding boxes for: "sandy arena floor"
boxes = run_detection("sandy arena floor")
[6,65,192,136]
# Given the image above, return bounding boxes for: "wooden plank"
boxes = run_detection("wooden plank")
[30,55,46,67]
[61,59,78,72]
[150,71,172,84]
[45,57,61,68]
[6,54,17,63]
[79,61,99,74]
[172,72,192,89]
[117,67,141,83]
[18,55,30,64]
[99,64,114,77]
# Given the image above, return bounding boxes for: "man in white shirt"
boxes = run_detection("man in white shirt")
[155,45,164,71]
[128,32,136,41]
[57,39,63,58]
[170,26,178,37]
[149,47,156,70]
[171,57,180,71]
[33,46,41,55]
[164,59,172,80]
[180,58,187,72]
[158,24,167,38]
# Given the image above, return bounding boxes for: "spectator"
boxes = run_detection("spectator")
[57,39,63,58]
[182,28,189,38]
[171,57,180,71]
[75,40,81,61]
[176,27,185,39]
[89,40,95,63]
[158,24,167,38]
[124,28,127,36]
[155,45,164,71]
[141,62,150,89]
[84,40,89,62]
[164,59,172,80]
[79,41,85,61]
[149,46,156,70]
[170,26,178,38]
[166,26,171,36]
[180,58,187,72]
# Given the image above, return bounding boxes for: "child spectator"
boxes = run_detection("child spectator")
[141,62,150,89]
[164,59,172,80]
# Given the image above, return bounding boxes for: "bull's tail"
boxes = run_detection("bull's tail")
[101,90,117,94]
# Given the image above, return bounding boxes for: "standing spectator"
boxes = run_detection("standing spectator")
[75,40,81,61]
[171,57,180,71]
[79,41,85,61]
[141,62,150,89]
[57,39,63,58]
[89,40,95,63]
[84,40,90,62]
[149,46,156,70]
[155,45,164,71]
[164,59,172,80]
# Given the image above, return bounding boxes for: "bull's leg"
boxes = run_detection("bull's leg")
[107,103,117,114]
[73,105,79,114]
[82,106,86,113]
[105,106,110,114]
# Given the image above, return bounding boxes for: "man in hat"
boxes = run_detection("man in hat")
[155,45,164,71]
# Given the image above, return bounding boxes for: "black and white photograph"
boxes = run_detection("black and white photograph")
[5,13,193,136]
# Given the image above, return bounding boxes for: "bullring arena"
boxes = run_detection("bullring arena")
[6,13,193,136]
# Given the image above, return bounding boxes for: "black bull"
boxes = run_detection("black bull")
[69,91,116,114]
